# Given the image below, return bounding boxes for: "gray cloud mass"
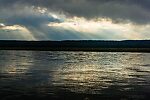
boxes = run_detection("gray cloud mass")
[0,0,150,40]
[0,0,150,24]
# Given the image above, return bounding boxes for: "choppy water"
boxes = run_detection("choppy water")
[0,51,150,100]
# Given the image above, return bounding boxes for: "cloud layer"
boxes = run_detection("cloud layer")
[1,0,150,24]
[0,0,150,40]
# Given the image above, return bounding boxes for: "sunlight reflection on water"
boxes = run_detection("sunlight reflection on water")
[0,51,150,99]
[51,52,150,94]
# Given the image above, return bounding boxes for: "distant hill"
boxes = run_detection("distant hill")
[0,40,149,52]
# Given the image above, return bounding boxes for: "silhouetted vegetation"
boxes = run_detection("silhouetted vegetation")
[0,40,149,52]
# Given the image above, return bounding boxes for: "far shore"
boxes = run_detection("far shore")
[0,40,149,52]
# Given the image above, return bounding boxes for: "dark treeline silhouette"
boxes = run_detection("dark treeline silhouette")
[0,40,150,52]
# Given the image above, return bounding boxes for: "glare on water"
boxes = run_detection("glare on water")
[0,51,150,99]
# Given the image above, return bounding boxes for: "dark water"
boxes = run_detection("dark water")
[0,51,150,100]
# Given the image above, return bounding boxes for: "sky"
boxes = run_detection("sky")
[0,0,150,40]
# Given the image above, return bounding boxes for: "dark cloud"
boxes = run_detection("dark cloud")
[0,0,150,40]
[0,0,150,24]
[0,6,95,40]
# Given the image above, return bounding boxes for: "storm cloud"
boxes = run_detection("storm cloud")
[1,0,150,24]
[0,0,150,40]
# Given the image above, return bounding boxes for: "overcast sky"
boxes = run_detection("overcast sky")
[0,0,150,40]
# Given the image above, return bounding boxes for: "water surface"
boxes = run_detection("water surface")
[0,51,150,100]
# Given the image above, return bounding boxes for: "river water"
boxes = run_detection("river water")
[0,51,150,100]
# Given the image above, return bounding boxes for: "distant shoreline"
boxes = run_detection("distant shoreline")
[0,40,150,52]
